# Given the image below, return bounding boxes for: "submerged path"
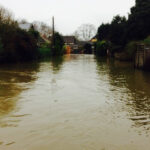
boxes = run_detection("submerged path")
[0,54,150,150]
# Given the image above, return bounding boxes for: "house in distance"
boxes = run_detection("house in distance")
[63,36,79,53]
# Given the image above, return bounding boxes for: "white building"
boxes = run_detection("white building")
[18,23,31,31]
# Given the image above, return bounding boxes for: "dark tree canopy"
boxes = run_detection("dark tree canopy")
[97,23,111,41]
[96,0,150,54]
[97,15,127,49]
[0,6,41,62]
[52,32,64,56]
[127,0,150,41]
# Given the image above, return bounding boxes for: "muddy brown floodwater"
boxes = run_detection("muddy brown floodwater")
[0,54,150,150]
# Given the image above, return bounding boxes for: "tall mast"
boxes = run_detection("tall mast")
[52,16,55,52]
[52,16,55,38]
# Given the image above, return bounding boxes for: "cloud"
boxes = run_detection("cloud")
[0,0,135,34]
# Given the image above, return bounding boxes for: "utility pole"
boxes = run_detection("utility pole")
[52,16,55,53]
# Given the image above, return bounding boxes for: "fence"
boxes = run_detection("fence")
[135,44,150,70]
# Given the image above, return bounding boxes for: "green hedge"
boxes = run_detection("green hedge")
[38,43,51,59]
[95,40,108,56]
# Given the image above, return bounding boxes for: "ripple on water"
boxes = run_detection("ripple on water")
[0,55,150,150]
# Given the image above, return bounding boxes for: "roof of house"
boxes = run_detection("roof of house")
[63,36,77,44]
[19,23,31,31]
[41,35,51,43]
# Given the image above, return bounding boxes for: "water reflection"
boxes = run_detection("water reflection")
[0,62,39,118]
[95,56,150,128]
[0,55,150,150]
[51,56,64,73]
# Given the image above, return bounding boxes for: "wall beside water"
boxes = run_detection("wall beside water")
[135,45,150,70]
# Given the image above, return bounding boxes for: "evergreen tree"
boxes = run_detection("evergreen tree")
[127,0,150,40]
[52,32,64,56]
[96,0,150,55]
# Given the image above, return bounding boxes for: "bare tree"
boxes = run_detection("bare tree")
[0,5,15,25]
[74,24,96,41]
[32,21,52,38]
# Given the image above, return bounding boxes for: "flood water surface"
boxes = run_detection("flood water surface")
[0,55,150,150]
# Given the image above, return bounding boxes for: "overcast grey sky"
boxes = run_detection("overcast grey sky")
[0,0,135,35]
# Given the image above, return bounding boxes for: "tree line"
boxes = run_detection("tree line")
[95,0,150,60]
[0,6,64,63]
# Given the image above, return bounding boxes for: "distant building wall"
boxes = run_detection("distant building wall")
[63,36,79,53]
